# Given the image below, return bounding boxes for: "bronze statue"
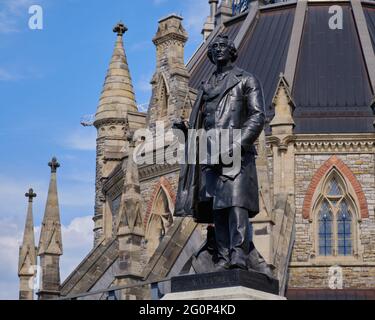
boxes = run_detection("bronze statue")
[174,34,271,275]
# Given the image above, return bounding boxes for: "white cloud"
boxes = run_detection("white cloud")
[63,129,96,152]
[0,0,41,34]
[0,172,94,299]
[130,40,153,52]
[60,216,94,280]
[0,216,93,300]
[183,0,209,37]
[59,183,94,208]
[0,67,23,81]
[153,0,168,6]
[0,220,22,300]
[0,175,46,222]
[136,73,153,94]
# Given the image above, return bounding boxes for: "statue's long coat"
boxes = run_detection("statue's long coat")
[175,66,265,223]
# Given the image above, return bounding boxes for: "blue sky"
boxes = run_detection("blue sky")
[0,0,209,299]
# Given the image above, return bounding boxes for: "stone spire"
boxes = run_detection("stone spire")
[270,74,295,136]
[270,74,296,198]
[115,134,147,299]
[94,22,138,126]
[92,22,146,246]
[202,0,219,41]
[37,157,62,300]
[147,15,191,130]
[117,135,144,237]
[18,189,37,300]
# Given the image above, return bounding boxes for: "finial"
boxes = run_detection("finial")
[25,188,37,203]
[113,21,128,36]
[48,157,60,173]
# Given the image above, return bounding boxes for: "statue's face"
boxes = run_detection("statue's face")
[211,39,231,66]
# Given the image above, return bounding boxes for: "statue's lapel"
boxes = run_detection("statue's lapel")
[226,67,243,91]
[217,67,243,116]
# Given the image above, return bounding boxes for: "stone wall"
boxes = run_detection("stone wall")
[289,266,375,289]
[94,137,105,246]
[289,153,375,288]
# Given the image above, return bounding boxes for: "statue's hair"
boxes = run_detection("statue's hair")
[207,34,238,64]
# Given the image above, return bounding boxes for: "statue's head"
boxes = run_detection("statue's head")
[207,34,238,65]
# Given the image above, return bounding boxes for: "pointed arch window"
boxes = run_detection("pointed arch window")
[145,188,173,256]
[111,195,122,234]
[313,170,358,258]
[159,77,169,119]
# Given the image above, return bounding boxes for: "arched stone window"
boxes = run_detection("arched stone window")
[145,187,174,256]
[312,169,358,258]
[158,75,169,119]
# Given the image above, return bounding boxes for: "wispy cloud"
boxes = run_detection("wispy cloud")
[59,184,94,208]
[153,0,169,6]
[0,220,22,299]
[135,73,153,109]
[130,40,153,53]
[0,167,94,299]
[0,67,24,81]
[63,129,96,152]
[183,0,209,37]
[0,0,41,34]
[135,73,153,94]
[0,175,46,223]
[60,216,94,280]
[0,216,93,300]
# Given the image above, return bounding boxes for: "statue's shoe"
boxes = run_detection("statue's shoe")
[214,260,231,272]
[250,262,274,279]
[228,262,248,271]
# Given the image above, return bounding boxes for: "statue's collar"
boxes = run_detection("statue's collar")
[214,65,234,76]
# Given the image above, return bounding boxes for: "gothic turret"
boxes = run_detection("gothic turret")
[18,189,37,300]
[147,14,191,130]
[37,157,63,300]
[216,0,233,25]
[94,22,138,124]
[202,0,219,41]
[93,22,146,246]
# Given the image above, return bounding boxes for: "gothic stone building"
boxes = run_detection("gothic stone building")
[18,0,375,300]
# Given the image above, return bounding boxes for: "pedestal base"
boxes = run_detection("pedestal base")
[161,269,285,300]
[162,286,286,300]
[172,269,279,295]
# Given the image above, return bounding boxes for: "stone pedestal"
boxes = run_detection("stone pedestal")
[162,269,286,300]
[162,286,286,300]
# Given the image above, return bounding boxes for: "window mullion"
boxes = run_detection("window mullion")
[333,202,338,257]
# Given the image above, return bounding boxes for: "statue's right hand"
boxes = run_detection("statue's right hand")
[172,119,189,132]
[172,119,189,144]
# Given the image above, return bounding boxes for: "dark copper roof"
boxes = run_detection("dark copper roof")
[188,1,375,134]
[364,5,375,51]
[236,6,295,124]
[293,3,374,133]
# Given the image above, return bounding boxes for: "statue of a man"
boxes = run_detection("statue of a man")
[174,34,268,272]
